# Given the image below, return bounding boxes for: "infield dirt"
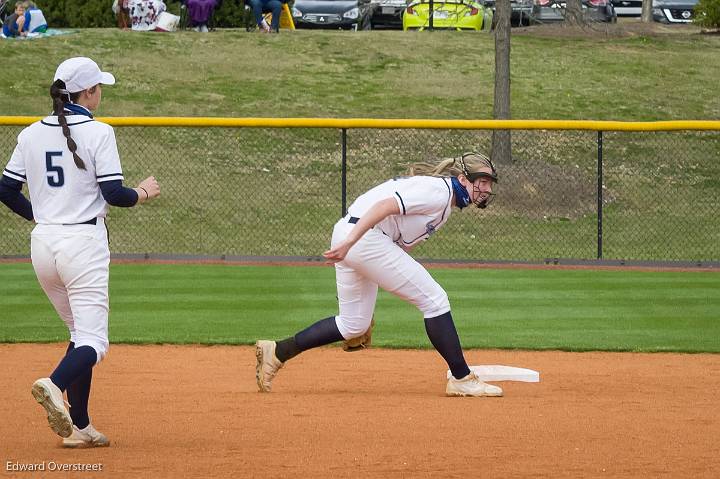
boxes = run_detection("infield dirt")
[1,344,718,478]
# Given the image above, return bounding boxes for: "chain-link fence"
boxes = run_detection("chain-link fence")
[1,119,718,264]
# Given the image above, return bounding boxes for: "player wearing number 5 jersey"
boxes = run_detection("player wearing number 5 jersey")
[256,152,503,397]
[0,57,160,447]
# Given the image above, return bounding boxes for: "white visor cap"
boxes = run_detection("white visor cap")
[54,57,116,93]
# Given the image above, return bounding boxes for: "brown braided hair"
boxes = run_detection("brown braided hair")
[50,79,86,170]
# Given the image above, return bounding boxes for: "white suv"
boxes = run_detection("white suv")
[653,0,698,22]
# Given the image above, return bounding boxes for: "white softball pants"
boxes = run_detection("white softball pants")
[30,220,110,363]
[331,217,450,339]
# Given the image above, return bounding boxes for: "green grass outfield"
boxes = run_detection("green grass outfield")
[1,28,719,120]
[1,262,718,353]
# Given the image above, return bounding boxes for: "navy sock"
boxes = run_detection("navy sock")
[291,316,344,353]
[275,337,302,363]
[424,311,471,380]
[275,317,343,362]
[60,343,92,429]
[50,345,97,393]
[67,370,92,429]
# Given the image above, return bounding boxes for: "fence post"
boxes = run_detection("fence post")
[341,128,348,217]
[597,130,603,260]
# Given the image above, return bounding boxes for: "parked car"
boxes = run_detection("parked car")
[530,0,617,23]
[482,0,534,26]
[402,0,493,30]
[611,0,642,16]
[292,0,374,29]
[370,0,408,27]
[652,0,697,22]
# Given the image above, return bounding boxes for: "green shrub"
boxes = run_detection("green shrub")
[41,0,115,27]
[39,0,248,28]
[694,0,720,29]
[212,0,249,28]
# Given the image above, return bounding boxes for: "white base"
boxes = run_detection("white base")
[447,365,540,383]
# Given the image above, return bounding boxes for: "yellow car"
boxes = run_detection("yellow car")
[403,0,493,30]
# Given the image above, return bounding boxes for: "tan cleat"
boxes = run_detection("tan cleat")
[62,424,110,448]
[446,372,504,397]
[31,378,73,438]
[255,340,284,393]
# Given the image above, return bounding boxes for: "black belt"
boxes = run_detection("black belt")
[63,218,97,225]
[349,216,360,224]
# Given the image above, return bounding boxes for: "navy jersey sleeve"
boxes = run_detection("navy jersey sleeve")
[0,175,33,221]
[99,180,139,207]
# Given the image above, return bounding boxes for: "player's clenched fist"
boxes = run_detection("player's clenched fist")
[135,176,160,203]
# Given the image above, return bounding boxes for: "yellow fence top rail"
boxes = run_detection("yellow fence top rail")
[1,116,720,131]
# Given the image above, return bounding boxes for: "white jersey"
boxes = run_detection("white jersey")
[347,176,454,248]
[3,114,124,225]
[26,8,48,33]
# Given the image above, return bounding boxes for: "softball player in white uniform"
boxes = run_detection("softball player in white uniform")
[0,57,160,447]
[256,153,503,397]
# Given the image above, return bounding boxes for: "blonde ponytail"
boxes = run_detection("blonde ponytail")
[409,157,459,177]
[410,152,495,180]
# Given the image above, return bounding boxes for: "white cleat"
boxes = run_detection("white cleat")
[446,372,504,397]
[62,424,110,448]
[255,340,284,393]
[31,378,73,438]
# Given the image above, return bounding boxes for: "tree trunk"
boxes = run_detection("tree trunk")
[564,0,585,26]
[641,0,654,22]
[492,0,512,165]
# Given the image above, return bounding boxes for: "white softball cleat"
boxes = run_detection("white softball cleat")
[31,378,74,438]
[62,424,110,448]
[446,372,504,397]
[255,340,284,393]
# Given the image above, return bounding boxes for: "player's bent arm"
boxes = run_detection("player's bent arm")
[100,180,139,207]
[100,176,160,207]
[0,175,33,221]
[346,197,400,245]
[323,197,400,262]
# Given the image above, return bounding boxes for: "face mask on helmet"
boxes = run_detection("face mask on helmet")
[474,190,496,209]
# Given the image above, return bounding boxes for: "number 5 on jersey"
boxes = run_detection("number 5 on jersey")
[46,151,64,187]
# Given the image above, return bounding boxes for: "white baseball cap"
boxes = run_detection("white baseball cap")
[53,57,116,93]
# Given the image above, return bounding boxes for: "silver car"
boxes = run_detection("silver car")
[530,0,617,23]
[483,0,534,26]
[612,0,642,16]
